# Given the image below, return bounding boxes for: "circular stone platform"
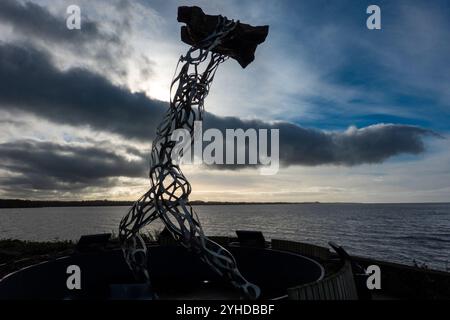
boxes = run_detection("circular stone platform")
[0,245,324,300]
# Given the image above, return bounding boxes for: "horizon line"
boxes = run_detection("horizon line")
[0,198,449,207]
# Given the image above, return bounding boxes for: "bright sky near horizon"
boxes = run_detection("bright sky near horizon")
[0,0,449,202]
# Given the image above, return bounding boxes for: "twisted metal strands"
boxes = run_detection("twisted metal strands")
[119,15,260,300]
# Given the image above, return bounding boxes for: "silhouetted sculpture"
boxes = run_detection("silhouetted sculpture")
[119,6,268,300]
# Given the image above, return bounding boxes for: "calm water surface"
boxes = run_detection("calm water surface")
[0,203,449,270]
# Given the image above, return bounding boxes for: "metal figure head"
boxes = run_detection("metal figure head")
[177,6,269,68]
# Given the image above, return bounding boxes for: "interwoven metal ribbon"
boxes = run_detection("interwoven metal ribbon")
[119,15,261,300]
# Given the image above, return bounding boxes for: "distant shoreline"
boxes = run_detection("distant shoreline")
[0,199,448,209]
[0,199,321,209]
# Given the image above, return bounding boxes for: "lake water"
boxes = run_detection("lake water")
[0,203,449,271]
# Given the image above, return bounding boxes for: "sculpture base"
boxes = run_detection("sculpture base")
[110,284,156,300]
[0,245,324,300]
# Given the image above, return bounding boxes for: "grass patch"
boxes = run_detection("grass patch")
[0,239,74,263]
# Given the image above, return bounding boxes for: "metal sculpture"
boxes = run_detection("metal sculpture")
[119,6,268,300]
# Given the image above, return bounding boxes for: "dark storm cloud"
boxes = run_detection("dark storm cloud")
[0,43,438,172]
[0,0,119,45]
[0,43,165,140]
[0,0,150,81]
[0,140,146,193]
[204,114,438,167]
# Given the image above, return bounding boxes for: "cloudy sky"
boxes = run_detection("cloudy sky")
[0,0,449,202]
